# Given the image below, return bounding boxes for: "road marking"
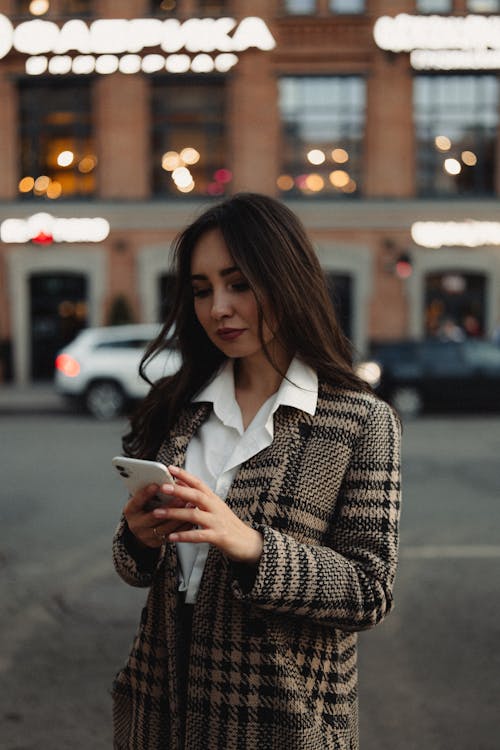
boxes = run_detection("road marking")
[402,545,500,559]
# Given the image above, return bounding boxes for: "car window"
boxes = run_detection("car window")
[372,343,422,377]
[94,338,152,350]
[421,342,469,375]
[463,340,500,370]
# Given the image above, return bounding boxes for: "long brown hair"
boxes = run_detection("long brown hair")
[123,192,373,458]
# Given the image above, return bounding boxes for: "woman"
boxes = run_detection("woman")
[112,192,401,750]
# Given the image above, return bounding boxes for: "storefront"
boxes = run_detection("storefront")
[2,3,500,383]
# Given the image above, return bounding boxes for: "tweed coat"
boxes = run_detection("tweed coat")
[111,381,401,750]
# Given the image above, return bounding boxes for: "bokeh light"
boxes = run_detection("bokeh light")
[162,151,182,171]
[461,150,477,166]
[305,174,324,192]
[57,150,74,167]
[34,175,50,193]
[172,166,193,188]
[19,176,35,193]
[78,155,98,173]
[277,174,294,191]
[177,182,195,193]
[343,178,357,194]
[46,181,62,199]
[214,169,232,184]
[307,149,326,165]
[444,158,461,175]
[329,170,350,188]
[180,147,200,165]
[29,0,49,15]
[435,135,452,151]
[331,148,349,163]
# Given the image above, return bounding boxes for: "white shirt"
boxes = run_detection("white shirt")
[177,357,318,603]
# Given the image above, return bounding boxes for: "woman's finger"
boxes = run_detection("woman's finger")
[124,483,161,515]
[168,465,209,493]
[159,481,213,512]
[153,504,208,526]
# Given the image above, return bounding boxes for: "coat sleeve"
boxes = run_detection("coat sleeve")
[112,514,163,587]
[231,398,402,631]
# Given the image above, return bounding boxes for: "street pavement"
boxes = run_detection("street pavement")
[0,392,499,749]
[0,382,67,415]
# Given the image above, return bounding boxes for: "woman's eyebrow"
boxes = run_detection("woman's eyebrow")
[190,265,240,281]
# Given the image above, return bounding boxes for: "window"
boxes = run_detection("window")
[414,75,498,197]
[329,0,365,13]
[283,0,316,13]
[95,340,152,350]
[152,76,228,197]
[58,0,93,15]
[16,0,94,18]
[416,0,452,12]
[467,0,500,11]
[150,0,230,16]
[278,76,365,198]
[424,271,486,337]
[16,0,93,16]
[464,340,500,369]
[19,79,96,201]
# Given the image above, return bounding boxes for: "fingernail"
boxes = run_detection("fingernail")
[161,484,174,493]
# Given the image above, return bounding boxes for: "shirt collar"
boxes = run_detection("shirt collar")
[272,356,318,417]
[193,356,318,424]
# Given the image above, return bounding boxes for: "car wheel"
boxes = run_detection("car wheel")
[85,380,125,420]
[391,386,423,418]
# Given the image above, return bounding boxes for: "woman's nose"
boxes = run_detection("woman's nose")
[210,290,232,319]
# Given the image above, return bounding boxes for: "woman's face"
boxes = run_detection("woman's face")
[190,228,276,362]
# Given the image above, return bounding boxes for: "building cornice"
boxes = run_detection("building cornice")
[2,199,500,234]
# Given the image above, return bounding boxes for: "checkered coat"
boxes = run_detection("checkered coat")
[112,382,401,750]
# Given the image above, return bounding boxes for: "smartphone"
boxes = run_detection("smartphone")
[112,456,175,509]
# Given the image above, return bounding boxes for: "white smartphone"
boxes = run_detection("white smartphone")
[112,456,175,509]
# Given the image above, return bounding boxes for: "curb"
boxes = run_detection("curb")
[0,386,69,415]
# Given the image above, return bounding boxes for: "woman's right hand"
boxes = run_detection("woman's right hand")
[123,484,191,549]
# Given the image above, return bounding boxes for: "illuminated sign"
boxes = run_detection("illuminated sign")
[373,14,500,70]
[0,14,275,75]
[411,220,500,248]
[1,212,110,243]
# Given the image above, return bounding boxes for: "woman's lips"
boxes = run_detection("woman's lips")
[216,328,246,341]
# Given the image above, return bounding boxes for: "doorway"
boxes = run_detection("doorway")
[326,272,353,340]
[29,272,88,380]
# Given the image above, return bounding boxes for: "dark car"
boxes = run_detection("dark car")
[356,339,500,416]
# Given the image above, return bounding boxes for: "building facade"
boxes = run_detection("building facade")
[1,0,500,383]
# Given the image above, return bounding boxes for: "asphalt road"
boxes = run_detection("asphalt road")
[1,410,499,749]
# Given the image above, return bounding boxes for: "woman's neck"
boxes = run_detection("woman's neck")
[233,349,292,429]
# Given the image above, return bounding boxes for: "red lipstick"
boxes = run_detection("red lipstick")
[217,327,245,341]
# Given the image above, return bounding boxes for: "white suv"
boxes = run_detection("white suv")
[54,324,181,419]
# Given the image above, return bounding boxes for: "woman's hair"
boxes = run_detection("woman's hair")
[123,192,373,458]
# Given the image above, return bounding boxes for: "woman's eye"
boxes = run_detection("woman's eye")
[230,281,250,293]
[192,288,211,299]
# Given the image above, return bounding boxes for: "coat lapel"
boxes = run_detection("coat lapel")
[155,402,212,469]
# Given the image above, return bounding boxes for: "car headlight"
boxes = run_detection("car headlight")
[355,360,382,387]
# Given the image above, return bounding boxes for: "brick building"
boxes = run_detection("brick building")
[1,0,500,383]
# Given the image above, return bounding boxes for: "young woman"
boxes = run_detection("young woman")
[112,192,401,750]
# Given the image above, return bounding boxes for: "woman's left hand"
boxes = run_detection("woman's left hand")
[151,465,263,565]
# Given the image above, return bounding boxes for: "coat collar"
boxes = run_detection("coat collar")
[156,402,212,469]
